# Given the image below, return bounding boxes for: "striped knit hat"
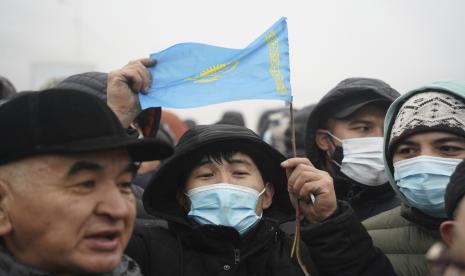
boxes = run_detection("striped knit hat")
[389,91,465,152]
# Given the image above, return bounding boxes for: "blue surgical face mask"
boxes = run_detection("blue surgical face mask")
[393,155,462,218]
[186,183,266,235]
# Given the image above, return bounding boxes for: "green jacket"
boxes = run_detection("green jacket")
[363,80,465,276]
[363,206,440,276]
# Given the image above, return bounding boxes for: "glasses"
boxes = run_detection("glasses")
[427,242,465,276]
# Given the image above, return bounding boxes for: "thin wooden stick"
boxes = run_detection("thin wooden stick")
[289,102,311,276]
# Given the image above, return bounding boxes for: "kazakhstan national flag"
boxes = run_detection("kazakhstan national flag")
[140,17,291,109]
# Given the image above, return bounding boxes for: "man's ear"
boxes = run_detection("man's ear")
[315,129,332,152]
[440,220,455,247]
[0,180,12,235]
[260,183,275,210]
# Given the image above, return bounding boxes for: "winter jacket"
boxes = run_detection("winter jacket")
[127,202,395,276]
[0,243,142,276]
[304,78,401,220]
[332,172,400,221]
[363,206,440,276]
[362,80,465,276]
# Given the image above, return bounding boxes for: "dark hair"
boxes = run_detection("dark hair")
[177,143,274,189]
[174,143,275,211]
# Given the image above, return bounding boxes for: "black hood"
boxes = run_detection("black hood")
[143,124,295,226]
[304,77,400,168]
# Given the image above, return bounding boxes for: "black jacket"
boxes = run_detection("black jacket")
[331,172,400,220]
[126,202,395,276]
[304,78,401,220]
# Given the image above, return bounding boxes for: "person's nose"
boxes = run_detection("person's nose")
[216,170,233,184]
[95,185,134,221]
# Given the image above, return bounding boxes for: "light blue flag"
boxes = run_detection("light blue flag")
[140,17,291,109]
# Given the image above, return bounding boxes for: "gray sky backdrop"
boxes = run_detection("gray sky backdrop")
[1,0,465,130]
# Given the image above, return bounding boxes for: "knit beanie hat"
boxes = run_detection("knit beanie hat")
[389,91,465,154]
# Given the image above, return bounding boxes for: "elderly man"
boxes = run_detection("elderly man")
[0,88,172,275]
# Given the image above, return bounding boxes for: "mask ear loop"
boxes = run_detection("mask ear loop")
[258,183,268,197]
[255,184,269,219]
[325,130,342,143]
[325,130,342,168]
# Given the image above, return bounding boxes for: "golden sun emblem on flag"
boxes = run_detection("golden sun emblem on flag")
[185,61,240,83]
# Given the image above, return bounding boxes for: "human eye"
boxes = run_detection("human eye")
[232,168,251,177]
[118,181,133,193]
[234,171,249,176]
[439,144,465,156]
[351,124,371,133]
[395,145,417,158]
[195,169,214,179]
[71,180,96,193]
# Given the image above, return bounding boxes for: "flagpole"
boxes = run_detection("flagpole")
[288,102,311,276]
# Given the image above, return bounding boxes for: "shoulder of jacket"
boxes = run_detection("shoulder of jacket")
[363,207,440,254]
[362,206,408,230]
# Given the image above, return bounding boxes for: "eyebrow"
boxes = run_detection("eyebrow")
[347,119,374,125]
[67,161,103,176]
[397,136,465,148]
[195,157,254,168]
[433,137,465,145]
[228,158,254,167]
[396,140,418,148]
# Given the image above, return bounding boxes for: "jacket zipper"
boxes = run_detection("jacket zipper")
[234,248,240,264]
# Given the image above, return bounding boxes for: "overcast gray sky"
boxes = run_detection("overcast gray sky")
[1,0,465,129]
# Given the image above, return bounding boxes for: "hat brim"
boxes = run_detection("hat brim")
[332,99,391,119]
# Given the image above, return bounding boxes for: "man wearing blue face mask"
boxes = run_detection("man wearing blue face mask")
[125,124,396,276]
[363,80,465,276]
[305,78,401,220]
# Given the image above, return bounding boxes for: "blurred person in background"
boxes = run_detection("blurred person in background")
[284,104,315,158]
[257,107,293,156]
[215,111,246,126]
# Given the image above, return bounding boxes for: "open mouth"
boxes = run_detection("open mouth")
[84,230,121,251]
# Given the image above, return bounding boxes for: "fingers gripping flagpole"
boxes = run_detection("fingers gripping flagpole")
[288,102,311,276]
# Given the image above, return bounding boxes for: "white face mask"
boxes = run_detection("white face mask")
[327,131,388,186]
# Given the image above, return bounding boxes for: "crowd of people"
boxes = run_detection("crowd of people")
[0,58,464,276]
